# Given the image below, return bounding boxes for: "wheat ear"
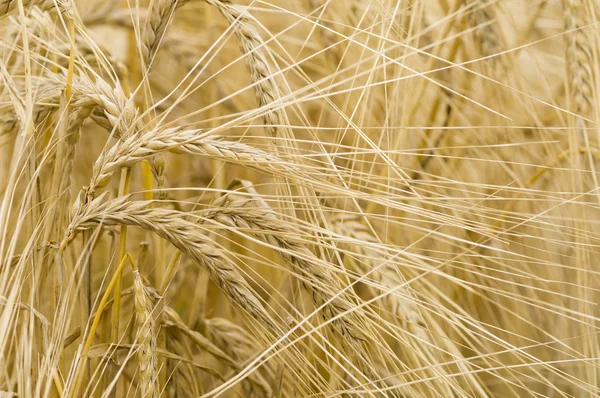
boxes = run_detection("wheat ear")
[141,0,191,65]
[563,0,594,118]
[203,316,273,396]
[468,1,507,72]
[70,74,166,190]
[65,195,278,333]
[200,200,384,384]
[133,268,158,398]
[205,0,281,137]
[162,306,272,396]
[88,127,302,192]
[71,74,141,137]
[329,215,432,345]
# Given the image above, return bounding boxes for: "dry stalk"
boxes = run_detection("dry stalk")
[36,92,93,301]
[136,0,191,204]
[0,0,45,18]
[68,253,131,397]
[0,296,49,351]
[0,82,61,135]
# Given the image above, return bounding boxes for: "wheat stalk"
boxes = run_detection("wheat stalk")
[0,296,49,351]
[0,0,44,18]
[0,81,61,134]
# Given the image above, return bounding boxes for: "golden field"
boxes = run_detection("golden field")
[0,0,598,396]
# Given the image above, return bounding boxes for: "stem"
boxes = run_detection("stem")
[101,11,135,393]
[103,168,131,395]
[65,17,75,101]
[110,169,131,343]
[52,369,64,397]
[155,237,167,397]
[71,254,130,397]
[159,251,181,295]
